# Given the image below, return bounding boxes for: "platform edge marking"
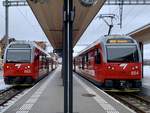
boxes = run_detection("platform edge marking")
[74,75,119,113]
[0,71,56,113]
[16,71,56,113]
[75,74,136,113]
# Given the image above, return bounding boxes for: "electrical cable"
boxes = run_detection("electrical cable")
[16,7,38,34]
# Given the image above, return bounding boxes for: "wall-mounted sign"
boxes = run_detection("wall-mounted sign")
[79,0,98,7]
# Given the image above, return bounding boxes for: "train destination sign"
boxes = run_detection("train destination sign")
[107,39,134,43]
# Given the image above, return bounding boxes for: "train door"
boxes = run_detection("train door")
[94,48,101,65]
[39,53,46,77]
[73,59,76,71]
[139,42,143,78]
[34,49,40,77]
[79,57,82,69]
[82,56,85,70]
[94,48,102,80]
[88,50,95,77]
[46,56,49,73]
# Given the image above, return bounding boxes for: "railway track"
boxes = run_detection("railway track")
[0,87,24,106]
[110,93,150,113]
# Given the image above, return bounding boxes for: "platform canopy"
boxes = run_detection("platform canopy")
[27,0,106,50]
[129,24,150,44]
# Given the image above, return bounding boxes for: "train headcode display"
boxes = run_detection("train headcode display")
[107,39,134,43]
[79,0,98,7]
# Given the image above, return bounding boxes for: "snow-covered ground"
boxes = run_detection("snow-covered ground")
[143,66,150,86]
[0,71,11,90]
[143,66,150,77]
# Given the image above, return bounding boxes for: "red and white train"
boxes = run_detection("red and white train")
[3,41,57,85]
[74,35,142,91]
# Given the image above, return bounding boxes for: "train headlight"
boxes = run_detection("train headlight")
[108,66,111,69]
[132,67,135,70]
[6,66,9,68]
[108,66,114,70]
[132,66,138,70]
[27,66,30,69]
[135,66,138,69]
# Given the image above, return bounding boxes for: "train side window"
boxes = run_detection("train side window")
[82,56,85,69]
[79,57,82,68]
[40,56,42,61]
[85,53,88,62]
[95,48,101,64]
[42,55,45,62]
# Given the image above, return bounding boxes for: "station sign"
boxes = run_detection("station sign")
[79,0,98,7]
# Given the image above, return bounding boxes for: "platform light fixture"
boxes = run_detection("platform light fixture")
[79,0,98,7]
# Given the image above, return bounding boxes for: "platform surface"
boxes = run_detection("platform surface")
[2,66,135,113]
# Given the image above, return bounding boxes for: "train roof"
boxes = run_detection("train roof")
[75,35,137,57]
[7,40,50,57]
[100,35,136,42]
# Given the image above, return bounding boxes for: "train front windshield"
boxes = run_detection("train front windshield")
[6,49,31,63]
[107,45,139,62]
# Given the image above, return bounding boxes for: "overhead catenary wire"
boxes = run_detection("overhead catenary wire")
[123,6,145,28]
[0,12,5,20]
[101,5,149,34]
[0,14,5,27]
[16,7,38,35]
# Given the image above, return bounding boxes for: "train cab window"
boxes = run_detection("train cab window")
[95,48,101,64]
[107,45,139,62]
[6,49,31,63]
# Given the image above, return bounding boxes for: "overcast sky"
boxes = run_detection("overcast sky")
[0,1,150,58]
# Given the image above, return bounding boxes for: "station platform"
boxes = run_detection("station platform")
[2,66,135,113]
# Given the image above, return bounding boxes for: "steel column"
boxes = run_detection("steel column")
[5,0,9,45]
[63,0,73,112]
[68,0,73,112]
[63,0,68,112]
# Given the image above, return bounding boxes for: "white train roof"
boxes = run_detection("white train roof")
[75,35,137,57]
[7,40,50,57]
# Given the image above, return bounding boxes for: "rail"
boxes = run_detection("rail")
[0,87,24,106]
[110,93,150,113]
